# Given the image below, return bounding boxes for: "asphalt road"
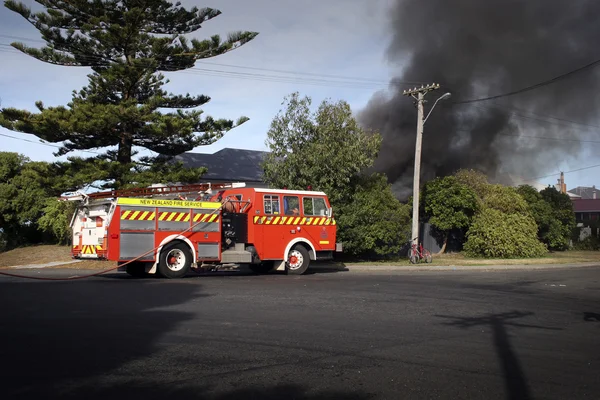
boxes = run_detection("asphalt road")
[1,266,599,400]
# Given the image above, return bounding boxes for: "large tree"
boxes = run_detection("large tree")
[421,175,478,254]
[262,92,410,257]
[263,92,381,205]
[0,0,258,188]
[539,186,576,250]
[515,185,575,251]
[0,152,60,249]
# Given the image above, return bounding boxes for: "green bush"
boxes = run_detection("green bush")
[464,208,548,258]
[336,174,411,258]
[38,199,75,245]
[573,235,600,251]
[484,184,528,214]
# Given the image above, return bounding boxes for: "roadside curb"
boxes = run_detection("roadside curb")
[342,262,600,272]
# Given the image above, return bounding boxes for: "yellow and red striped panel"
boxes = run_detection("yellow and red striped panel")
[121,210,157,221]
[193,213,219,223]
[253,216,336,226]
[73,245,104,254]
[158,211,190,222]
[121,210,220,223]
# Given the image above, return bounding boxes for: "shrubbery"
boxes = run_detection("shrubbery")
[425,170,576,259]
[464,208,548,258]
[336,174,411,257]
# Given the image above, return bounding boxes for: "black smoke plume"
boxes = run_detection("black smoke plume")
[359,0,600,199]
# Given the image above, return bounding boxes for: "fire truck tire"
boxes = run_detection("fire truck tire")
[157,242,192,279]
[125,262,147,278]
[287,245,310,275]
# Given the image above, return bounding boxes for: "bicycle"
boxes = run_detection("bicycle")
[408,237,432,264]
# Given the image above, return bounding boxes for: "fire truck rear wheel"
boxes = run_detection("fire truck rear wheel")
[287,245,310,275]
[158,242,192,279]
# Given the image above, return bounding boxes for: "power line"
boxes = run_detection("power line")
[0,35,425,87]
[525,163,600,182]
[496,132,600,144]
[453,127,600,145]
[453,57,600,104]
[0,132,101,154]
[472,103,600,132]
[0,46,395,90]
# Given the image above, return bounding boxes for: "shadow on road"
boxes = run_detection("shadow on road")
[436,311,562,400]
[95,261,349,280]
[40,382,371,400]
[0,279,206,398]
[305,262,349,275]
[457,280,537,295]
[583,312,600,322]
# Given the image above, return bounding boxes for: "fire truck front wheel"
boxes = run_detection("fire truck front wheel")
[287,245,310,275]
[158,242,193,279]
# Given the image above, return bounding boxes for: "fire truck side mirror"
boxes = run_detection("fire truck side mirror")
[326,207,333,218]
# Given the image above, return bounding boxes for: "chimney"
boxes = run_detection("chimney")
[558,172,566,194]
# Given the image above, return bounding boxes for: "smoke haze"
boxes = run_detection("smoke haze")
[359,0,600,199]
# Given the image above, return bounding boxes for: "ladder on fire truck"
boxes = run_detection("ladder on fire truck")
[61,182,247,203]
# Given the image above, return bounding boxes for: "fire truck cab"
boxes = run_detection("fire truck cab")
[66,183,342,278]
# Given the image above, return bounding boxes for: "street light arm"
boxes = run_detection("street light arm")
[423,92,451,125]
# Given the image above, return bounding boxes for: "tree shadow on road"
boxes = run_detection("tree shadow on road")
[0,278,207,398]
[45,382,372,400]
[1,278,369,400]
[435,311,562,400]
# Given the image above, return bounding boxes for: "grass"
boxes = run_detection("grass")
[346,250,600,266]
[0,245,116,270]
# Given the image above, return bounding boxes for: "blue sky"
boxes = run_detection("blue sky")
[0,0,596,191]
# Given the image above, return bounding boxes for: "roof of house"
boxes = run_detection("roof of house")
[174,148,268,182]
[568,186,599,199]
[572,199,600,212]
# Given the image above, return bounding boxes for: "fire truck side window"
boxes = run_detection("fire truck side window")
[302,196,327,216]
[283,196,300,215]
[264,195,280,215]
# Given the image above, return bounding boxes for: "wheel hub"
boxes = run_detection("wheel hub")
[166,249,186,271]
[288,250,303,270]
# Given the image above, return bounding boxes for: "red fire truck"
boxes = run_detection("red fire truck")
[64,183,342,278]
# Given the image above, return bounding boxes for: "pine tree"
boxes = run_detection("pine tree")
[0,0,258,189]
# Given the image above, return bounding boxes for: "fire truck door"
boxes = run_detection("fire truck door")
[258,194,286,259]
[79,206,108,257]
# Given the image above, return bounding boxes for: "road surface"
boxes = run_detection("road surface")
[1,265,599,399]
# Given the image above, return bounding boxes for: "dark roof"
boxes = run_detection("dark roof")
[572,199,600,212]
[174,148,268,182]
[568,186,600,200]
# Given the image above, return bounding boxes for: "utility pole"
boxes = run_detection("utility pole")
[403,83,441,249]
